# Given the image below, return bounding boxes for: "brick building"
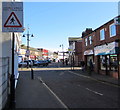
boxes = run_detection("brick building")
[68,37,82,66]
[82,16,120,79]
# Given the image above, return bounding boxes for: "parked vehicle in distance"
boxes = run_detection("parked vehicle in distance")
[37,60,49,66]
[18,60,34,68]
[18,61,27,67]
[33,60,40,66]
[46,59,51,63]
[24,60,33,67]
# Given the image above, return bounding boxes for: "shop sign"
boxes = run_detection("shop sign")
[84,49,93,55]
[68,37,82,42]
[94,42,116,56]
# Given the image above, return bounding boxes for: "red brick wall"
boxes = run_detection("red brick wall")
[82,18,120,78]
[94,20,119,46]
[75,41,83,61]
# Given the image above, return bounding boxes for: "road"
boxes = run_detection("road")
[32,62,119,108]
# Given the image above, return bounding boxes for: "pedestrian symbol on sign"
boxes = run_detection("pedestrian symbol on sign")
[4,12,22,27]
[10,17,15,24]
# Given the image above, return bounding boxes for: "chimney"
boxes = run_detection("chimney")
[82,28,93,38]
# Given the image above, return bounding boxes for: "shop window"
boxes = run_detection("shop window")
[100,29,105,40]
[110,55,118,71]
[100,55,118,72]
[109,23,116,37]
[100,56,106,70]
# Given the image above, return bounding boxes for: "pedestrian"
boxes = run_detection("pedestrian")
[81,61,85,71]
[65,58,68,66]
[88,59,93,76]
[27,60,29,68]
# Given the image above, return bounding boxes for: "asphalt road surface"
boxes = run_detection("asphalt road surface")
[33,62,119,109]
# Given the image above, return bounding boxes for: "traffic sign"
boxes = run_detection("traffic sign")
[25,50,30,56]
[2,2,23,32]
[4,12,22,28]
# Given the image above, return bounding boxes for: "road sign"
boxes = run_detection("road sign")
[25,50,30,56]
[4,12,22,28]
[2,2,23,32]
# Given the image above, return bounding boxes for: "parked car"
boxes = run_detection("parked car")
[18,61,27,67]
[46,59,51,63]
[37,60,49,66]
[33,60,40,66]
[24,60,33,67]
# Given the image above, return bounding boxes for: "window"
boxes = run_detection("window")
[110,55,118,71]
[109,24,116,37]
[100,29,105,40]
[89,36,92,45]
[85,38,88,46]
[100,56,106,70]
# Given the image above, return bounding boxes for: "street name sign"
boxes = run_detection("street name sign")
[2,2,23,32]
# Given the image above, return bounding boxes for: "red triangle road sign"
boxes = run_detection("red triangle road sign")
[4,12,22,28]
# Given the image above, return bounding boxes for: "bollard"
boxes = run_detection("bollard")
[31,68,34,80]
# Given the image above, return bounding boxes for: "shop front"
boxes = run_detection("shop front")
[94,42,118,78]
[84,49,94,70]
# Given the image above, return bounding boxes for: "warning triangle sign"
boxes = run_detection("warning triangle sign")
[4,12,22,27]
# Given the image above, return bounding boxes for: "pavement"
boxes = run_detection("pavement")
[15,66,120,109]
[15,71,68,109]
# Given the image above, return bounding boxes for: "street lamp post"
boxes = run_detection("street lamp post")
[23,28,34,68]
[60,44,64,66]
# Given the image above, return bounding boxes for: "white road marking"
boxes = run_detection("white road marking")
[68,71,120,88]
[68,71,92,79]
[86,88,103,96]
[38,77,69,110]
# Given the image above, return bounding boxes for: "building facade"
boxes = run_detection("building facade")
[68,37,82,66]
[82,16,120,79]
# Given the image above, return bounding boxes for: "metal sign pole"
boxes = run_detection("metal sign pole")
[2,2,23,109]
[10,32,15,109]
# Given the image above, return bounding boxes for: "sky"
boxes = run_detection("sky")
[22,1,119,52]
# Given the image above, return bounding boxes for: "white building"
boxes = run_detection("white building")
[0,0,22,109]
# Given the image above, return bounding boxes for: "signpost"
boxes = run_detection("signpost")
[2,2,23,109]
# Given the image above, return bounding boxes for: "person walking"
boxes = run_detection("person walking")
[81,61,85,71]
[65,58,68,66]
[88,59,93,76]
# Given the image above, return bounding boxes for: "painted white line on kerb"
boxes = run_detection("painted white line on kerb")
[86,88,103,96]
[68,71,120,88]
[38,77,69,110]
[68,71,91,79]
